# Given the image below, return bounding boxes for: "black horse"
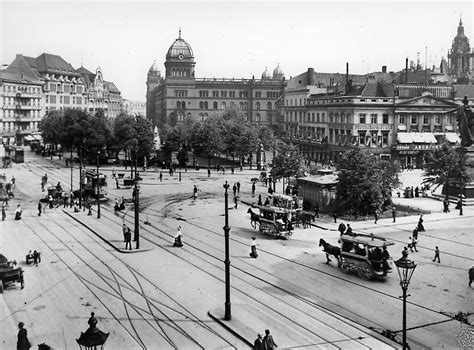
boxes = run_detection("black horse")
[247,208,260,229]
[319,238,341,264]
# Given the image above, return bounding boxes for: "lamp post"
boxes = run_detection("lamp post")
[96,150,101,219]
[394,249,417,350]
[223,181,231,320]
[134,146,140,249]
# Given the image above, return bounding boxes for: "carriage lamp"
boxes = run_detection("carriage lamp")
[394,250,416,349]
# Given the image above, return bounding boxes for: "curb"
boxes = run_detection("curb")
[207,311,253,348]
[62,210,152,254]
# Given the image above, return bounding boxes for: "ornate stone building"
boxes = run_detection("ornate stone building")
[448,19,474,82]
[146,30,285,129]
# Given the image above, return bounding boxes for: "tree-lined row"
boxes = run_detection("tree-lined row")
[38,109,154,163]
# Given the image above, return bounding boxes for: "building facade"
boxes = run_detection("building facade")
[146,31,285,129]
[0,55,43,141]
[122,100,146,116]
[0,53,123,141]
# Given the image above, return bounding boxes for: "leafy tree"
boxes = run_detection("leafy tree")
[272,141,307,180]
[38,111,65,150]
[422,143,470,195]
[192,116,225,167]
[112,114,154,163]
[334,147,400,217]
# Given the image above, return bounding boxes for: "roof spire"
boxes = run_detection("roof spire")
[179,27,181,39]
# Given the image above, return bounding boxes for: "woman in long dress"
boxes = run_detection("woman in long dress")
[249,236,258,258]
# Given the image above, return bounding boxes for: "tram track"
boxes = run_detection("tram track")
[21,208,235,349]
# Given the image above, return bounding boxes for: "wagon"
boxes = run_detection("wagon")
[0,254,24,293]
[258,205,297,239]
[338,234,394,280]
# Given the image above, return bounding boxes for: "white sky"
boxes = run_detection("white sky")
[1,0,473,101]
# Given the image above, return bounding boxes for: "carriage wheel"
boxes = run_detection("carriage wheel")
[357,263,374,280]
[340,262,350,274]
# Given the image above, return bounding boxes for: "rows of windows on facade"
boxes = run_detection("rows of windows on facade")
[0,52,123,134]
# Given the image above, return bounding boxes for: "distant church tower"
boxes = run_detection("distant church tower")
[448,18,474,81]
[146,60,161,120]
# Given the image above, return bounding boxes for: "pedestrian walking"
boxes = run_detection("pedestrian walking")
[37,201,42,216]
[433,246,440,263]
[249,236,258,258]
[14,204,22,220]
[11,175,15,189]
[115,177,120,189]
[253,333,264,350]
[193,185,198,200]
[237,181,240,193]
[411,236,418,252]
[124,226,132,250]
[469,265,474,287]
[232,183,237,196]
[33,250,41,267]
[122,224,128,241]
[251,182,256,197]
[263,329,278,350]
[159,172,163,182]
[258,194,262,206]
[443,197,450,213]
[374,210,379,224]
[174,226,183,247]
[207,168,211,178]
[17,322,31,350]
[48,194,53,209]
[333,212,337,223]
[314,203,319,218]
[234,195,239,209]
[392,206,397,223]
[417,214,425,231]
[338,221,346,236]
[2,205,6,221]
[412,227,419,240]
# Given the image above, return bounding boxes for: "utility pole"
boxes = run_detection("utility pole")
[134,147,140,249]
[223,181,231,321]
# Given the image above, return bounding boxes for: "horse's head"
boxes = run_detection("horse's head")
[247,208,252,214]
[319,238,325,247]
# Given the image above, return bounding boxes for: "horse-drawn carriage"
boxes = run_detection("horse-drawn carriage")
[40,185,64,207]
[319,233,394,281]
[248,193,304,239]
[0,254,24,293]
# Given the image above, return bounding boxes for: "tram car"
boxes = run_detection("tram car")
[83,169,108,199]
[339,233,394,280]
[253,193,303,239]
[0,254,24,292]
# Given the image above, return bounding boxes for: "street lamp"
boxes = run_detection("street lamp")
[96,150,101,219]
[223,181,231,320]
[134,145,140,249]
[394,249,417,349]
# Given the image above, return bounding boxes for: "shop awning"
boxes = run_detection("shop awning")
[397,124,407,131]
[443,133,460,144]
[410,132,437,143]
[397,133,413,143]
[24,135,35,141]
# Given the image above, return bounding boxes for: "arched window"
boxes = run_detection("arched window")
[181,101,186,109]
[267,102,272,110]
[204,101,208,109]
[177,101,181,109]
[244,102,248,110]
[213,101,218,109]
[244,113,248,121]
[204,113,208,120]
[256,113,261,122]
[198,113,203,121]
[199,101,204,109]
[256,102,260,110]
[221,102,226,109]
[239,102,244,109]
[186,112,192,119]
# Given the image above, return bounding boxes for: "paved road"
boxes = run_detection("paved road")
[0,150,472,349]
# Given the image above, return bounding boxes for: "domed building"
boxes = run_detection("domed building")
[146,30,285,129]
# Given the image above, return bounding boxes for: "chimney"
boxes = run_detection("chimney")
[382,65,387,73]
[345,62,352,95]
[307,68,315,85]
[405,58,409,84]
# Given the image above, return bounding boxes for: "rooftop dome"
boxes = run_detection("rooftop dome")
[273,63,284,79]
[261,67,271,79]
[166,29,194,60]
[149,60,159,73]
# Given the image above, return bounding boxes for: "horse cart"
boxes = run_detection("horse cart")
[258,206,295,238]
[339,234,394,280]
[0,254,24,293]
